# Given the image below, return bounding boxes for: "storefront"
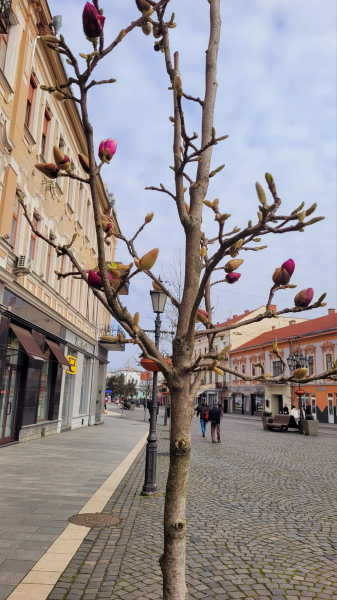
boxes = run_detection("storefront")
[0,312,68,445]
[230,385,264,416]
[0,289,108,445]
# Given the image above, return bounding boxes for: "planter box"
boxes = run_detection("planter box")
[262,416,272,430]
[130,403,135,411]
[303,419,319,436]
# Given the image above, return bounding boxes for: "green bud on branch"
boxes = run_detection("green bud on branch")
[255,182,267,205]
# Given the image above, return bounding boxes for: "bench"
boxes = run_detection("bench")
[266,414,299,431]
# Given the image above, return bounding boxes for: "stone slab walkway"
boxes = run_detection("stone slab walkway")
[40,415,337,600]
[0,417,148,599]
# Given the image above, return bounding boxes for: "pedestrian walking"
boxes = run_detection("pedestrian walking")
[210,404,222,443]
[196,402,209,437]
[283,405,289,415]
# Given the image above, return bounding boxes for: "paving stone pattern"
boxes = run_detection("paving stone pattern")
[47,417,337,600]
[0,417,148,599]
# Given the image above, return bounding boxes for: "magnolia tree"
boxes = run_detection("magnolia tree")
[20,1,337,598]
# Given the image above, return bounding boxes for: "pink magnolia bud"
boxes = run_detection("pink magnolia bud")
[98,139,118,161]
[294,288,314,308]
[196,309,208,324]
[82,2,105,39]
[281,258,295,277]
[272,267,290,286]
[225,272,241,284]
[88,270,102,289]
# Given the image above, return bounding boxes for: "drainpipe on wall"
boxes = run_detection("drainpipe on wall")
[88,296,99,425]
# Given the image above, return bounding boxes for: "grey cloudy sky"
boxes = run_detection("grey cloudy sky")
[51,0,336,371]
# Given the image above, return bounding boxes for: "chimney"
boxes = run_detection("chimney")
[289,320,296,326]
[233,315,238,318]
[271,326,276,330]
[245,310,250,314]
[328,308,335,315]
[270,304,277,311]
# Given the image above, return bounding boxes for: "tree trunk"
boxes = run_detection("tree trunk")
[161,384,193,600]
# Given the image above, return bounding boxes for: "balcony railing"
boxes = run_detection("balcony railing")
[99,325,125,351]
[0,0,12,34]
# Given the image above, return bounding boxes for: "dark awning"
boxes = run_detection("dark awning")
[45,339,70,368]
[10,324,47,362]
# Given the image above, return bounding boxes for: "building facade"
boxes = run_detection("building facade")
[194,305,306,409]
[229,310,337,423]
[0,0,123,445]
[106,367,151,401]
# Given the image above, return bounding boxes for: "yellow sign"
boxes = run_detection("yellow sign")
[66,355,77,375]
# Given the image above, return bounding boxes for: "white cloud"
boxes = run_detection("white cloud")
[50,0,336,370]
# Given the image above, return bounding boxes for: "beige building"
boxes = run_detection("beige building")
[0,0,123,445]
[194,305,307,409]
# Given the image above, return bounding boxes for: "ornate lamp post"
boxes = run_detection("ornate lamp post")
[287,347,309,435]
[142,280,167,494]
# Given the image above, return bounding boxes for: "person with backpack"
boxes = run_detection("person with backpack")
[209,404,222,443]
[196,402,209,437]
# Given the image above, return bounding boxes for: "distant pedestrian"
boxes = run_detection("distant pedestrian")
[305,403,311,416]
[291,404,299,425]
[210,404,222,443]
[196,403,209,437]
[283,405,289,415]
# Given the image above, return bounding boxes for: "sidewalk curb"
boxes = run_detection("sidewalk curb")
[6,431,149,600]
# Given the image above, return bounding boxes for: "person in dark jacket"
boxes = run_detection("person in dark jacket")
[209,404,222,443]
[196,402,208,437]
[283,405,289,415]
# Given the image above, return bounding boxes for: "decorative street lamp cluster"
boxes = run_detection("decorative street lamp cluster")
[287,346,310,434]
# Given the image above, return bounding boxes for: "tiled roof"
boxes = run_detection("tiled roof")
[215,309,255,329]
[233,313,337,352]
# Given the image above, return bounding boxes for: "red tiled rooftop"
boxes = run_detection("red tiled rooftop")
[233,313,337,352]
[215,305,276,329]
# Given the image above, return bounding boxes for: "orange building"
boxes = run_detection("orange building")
[229,310,337,424]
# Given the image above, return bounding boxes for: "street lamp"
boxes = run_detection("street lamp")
[142,278,167,494]
[287,345,309,435]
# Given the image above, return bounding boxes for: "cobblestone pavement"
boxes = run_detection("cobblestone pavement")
[47,417,337,600]
[0,417,148,599]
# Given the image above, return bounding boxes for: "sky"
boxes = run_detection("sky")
[50,0,337,371]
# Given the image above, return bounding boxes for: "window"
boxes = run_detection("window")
[77,184,84,225]
[79,357,91,414]
[308,356,314,375]
[252,364,256,376]
[58,255,66,295]
[41,107,51,156]
[241,364,245,374]
[46,243,52,283]
[69,275,74,305]
[234,365,238,371]
[29,217,38,260]
[84,200,91,239]
[326,354,333,371]
[0,33,8,72]
[86,288,90,320]
[10,195,20,248]
[234,395,243,410]
[215,371,218,383]
[25,74,37,128]
[208,371,212,384]
[273,360,283,377]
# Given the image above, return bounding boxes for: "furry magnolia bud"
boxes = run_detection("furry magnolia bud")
[142,22,152,35]
[145,212,154,223]
[265,172,274,185]
[224,259,244,273]
[255,182,267,205]
[292,367,308,380]
[201,246,207,257]
[203,200,213,208]
[139,248,159,271]
[272,267,290,286]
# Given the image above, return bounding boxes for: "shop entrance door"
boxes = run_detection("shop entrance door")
[0,363,21,445]
[328,394,334,424]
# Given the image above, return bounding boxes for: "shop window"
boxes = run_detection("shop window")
[79,357,91,414]
[62,350,77,424]
[328,393,333,415]
[273,360,282,377]
[255,395,264,412]
[234,395,243,410]
[37,348,52,421]
[325,354,332,371]
[29,216,38,260]
[311,394,316,414]
[9,195,20,248]
[41,107,52,157]
[308,355,314,375]
[25,74,38,128]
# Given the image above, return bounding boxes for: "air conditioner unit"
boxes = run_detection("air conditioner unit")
[15,255,32,274]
